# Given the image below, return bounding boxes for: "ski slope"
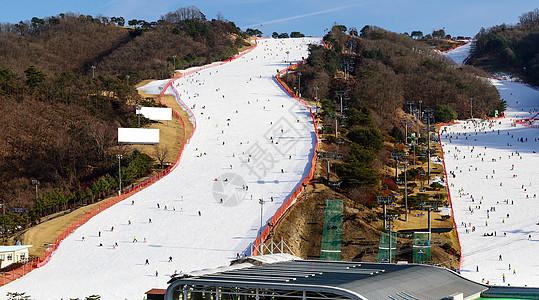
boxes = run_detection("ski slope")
[0,37,321,299]
[442,48,539,286]
[443,41,471,65]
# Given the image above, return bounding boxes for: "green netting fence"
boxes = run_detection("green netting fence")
[320,199,343,261]
[413,232,431,264]
[377,232,397,263]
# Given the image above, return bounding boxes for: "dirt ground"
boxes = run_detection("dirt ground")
[129,84,193,164]
[11,203,100,258]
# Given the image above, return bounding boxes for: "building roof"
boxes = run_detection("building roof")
[0,245,32,253]
[145,289,166,295]
[167,256,488,300]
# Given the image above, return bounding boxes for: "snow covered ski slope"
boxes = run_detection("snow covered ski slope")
[0,37,321,299]
[443,41,471,65]
[442,48,539,286]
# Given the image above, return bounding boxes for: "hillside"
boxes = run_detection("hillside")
[291,25,503,123]
[468,8,539,85]
[272,24,508,267]
[0,7,247,241]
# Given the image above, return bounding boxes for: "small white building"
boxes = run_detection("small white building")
[0,245,32,268]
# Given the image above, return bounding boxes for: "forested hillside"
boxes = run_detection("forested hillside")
[294,25,501,123]
[0,6,246,234]
[469,8,539,85]
[282,24,502,204]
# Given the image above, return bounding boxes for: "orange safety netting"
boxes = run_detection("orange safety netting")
[251,59,319,255]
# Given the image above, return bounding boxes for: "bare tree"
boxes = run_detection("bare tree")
[161,6,205,23]
[85,119,115,159]
[153,145,169,169]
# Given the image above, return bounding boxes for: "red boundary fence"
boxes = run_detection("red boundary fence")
[436,122,462,269]
[440,40,471,54]
[0,39,261,286]
[440,41,472,66]
[250,57,321,256]
[488,76,539,128]
[437,113,508,271]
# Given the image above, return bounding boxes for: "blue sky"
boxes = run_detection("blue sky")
[1,0,537,37]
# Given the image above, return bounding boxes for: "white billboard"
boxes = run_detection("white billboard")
[118,128,159,144]
[136,107,172,121]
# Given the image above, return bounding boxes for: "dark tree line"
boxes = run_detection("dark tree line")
[297,25,501,123]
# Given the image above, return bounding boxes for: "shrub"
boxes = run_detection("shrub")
[441,242,452,250]
[430,182,444,190]
[435,104,458,122]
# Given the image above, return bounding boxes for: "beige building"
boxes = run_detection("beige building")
[0,245,32,269]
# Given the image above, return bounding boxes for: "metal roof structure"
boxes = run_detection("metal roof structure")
[164,255,488,300]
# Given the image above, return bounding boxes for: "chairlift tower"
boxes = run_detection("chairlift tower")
[384,214,399,263]
[327,112,339,138]
[424,109,434,185]
[317,151,342,185]
[390,151,403,182]
[419,201,440,238]
[335,89,350,117]
[314,86,319,114]
[377,196,394,229]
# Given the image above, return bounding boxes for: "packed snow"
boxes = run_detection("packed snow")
[0,37,321,299]
[443,41,471,65]
[442,48,539,287]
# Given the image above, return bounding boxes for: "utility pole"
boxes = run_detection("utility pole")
[136,106,141,127]
[424,109,434,185]
[117,154,123,195]
[404,161,409,221]
[31,180,40,200]
[314,86,319,114]
[469,97,473,119]
[259,198,265,255]
[91,65,96,78]
[172,55,176,71]
[418,100,423,120]
[317,151,342,185]
[0,202,4,244]
[297,72,302,97]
